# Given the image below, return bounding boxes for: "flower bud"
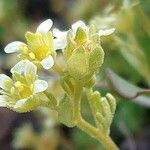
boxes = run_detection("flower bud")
[64,25,104,83]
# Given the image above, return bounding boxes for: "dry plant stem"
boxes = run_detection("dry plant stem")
[73,84,118,150]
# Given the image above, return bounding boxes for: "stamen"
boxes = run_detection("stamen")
[10,87,15,95]
[14,81,22,88]
[20,45,28,54]
[30,84,33,91]
[23,47,28,54]
[18,86,24,92]
[29,52,36,59]
[4,79,11,86]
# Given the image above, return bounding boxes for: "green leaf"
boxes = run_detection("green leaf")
[88,91,102,114]
[106,68,150,107]
[87,90,116,135]
[58,94,76,127]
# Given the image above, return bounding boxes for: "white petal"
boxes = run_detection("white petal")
[4,41,25,53]
[0,95,8,107]
[53,38,67,50]
[71,20,87,34]
[0,74,13,90]
[53,29,67,50]
[98,28,115,36]
[36,19,53,34]
[33,79,48,93]
[53,28,67,50]
[11,60,37,78]
[53,28,67,38]
[14,98,28,108]
[41,55,54,69]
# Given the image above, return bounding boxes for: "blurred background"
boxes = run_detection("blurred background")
[0,0,150,149]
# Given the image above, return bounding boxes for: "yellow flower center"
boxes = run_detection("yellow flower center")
[24,31,53,61]
[33,45,49,61]
[20,45,29,54]
[10,81,33,99]
[29,52,36,59]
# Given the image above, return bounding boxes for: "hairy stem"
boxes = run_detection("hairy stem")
[73,83,82,121]
[77,116,118,150]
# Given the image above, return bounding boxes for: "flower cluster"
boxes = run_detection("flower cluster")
[0,19,117,149]
[0,19,115,112]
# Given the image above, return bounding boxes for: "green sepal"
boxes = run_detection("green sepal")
[84,75,96,88]
[11,95,41,113]
[67,46,90,82]
[75,27,87,44]
[91,34,100,46]
[89,24,96,36]
[63,38,76,60]
[43,92,58,109]
[58,94,76,127]
[60,75,74,96]
[89,46,104,73]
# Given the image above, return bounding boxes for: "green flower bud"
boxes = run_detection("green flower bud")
[64,26,104,83]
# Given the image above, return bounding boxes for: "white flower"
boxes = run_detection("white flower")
[0,60,48,112]
[4,19,55,70]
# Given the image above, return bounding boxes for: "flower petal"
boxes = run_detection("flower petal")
[14,98,28,109]
[71,20,87,34]
[98,28,115,36]
[36,19,53,34]
[41,55,54,69]
[53,28,67,50]
[53,28,67,38]
[11,60,37,78]
[4,41,26,53]
[53,38,67,50]
[33,79,48,93]
[0,74,13,90]
[0,95,8,107]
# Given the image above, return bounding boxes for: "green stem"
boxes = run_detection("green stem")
[73,84,118,150]
[77,116,118,150]
[73,83,82,121]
